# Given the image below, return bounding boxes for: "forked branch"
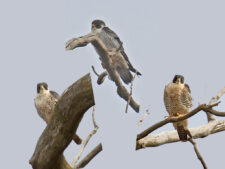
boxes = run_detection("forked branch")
[188,138,207,169]
[136,87,225,169]
[29,74,96,169]
[137,119,225,149]
[66,33,139,112]
[207,86,225,122]
[136,102,222,141]
[72,106,100,168]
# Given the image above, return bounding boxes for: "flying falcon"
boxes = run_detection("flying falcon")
[164,75,193,141]
[34,82,82,144]
[91,19,141,84]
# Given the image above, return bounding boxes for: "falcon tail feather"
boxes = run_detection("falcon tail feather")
[177,125,188,141]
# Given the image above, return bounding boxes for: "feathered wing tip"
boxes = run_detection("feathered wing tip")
[129,67,142,76]
[177,125,188,141]
[117,67,133,84]
[135,70,142,76]
[136,71,142,76]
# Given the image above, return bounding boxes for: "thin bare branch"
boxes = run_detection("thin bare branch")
[136,102,221,141]
[91,65,108,85]
[137,119,225,149]
[71,106,99,168]
[138,109,150,127]
[207,86,225,122]
[188,138,207,169]
[204,108,225,116]
[92,106,98,128]
[125,73,136,113]
[74,143,102,169]
[91,65,100,77]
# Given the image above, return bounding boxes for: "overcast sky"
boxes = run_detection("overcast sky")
[1,0,225,169]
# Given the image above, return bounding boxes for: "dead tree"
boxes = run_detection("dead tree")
[66,33,140,112]
[29,73,102,169]
[136,87,225,169]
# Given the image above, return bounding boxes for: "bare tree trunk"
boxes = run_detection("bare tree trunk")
[29,73,95,169]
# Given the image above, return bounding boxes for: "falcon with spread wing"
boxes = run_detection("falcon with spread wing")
[34,82,82,144]
[164,75,193,141]
[91,19,141,84]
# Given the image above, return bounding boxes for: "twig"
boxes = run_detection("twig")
[188,138,207,169]
[203,107,225,116]
[125,73,137,113]
[92,106,98,128]
[71,106,99,168]
[91,65,100,77]
[136,102,221,141]
[91,65,108,85]
[138,109,150,127]
[207,86,225,122]
[74,143,102,169]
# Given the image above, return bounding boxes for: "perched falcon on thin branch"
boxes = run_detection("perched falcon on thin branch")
[91,19,141,84]
[34,82,82,144]
[164,75,193,141]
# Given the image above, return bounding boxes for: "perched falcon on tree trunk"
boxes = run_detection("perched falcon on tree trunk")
[164,75,193,141]
[34,82,82,144]
[91,19,141,84]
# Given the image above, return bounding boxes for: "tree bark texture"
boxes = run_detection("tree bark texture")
[30,73,95,169]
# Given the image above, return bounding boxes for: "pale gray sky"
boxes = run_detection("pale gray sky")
[1,0,225,169]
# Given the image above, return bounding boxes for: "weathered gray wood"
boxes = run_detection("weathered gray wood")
[207,87,225,122]
[66,33,139,112]
[30,73,95,169]
[137,120,225,149]
[75,143,103,169]
[136,103,221,142]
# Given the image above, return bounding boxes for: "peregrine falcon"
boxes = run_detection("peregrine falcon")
[164,75,193,141]
[91,19,141,84]
[34,82,82,144]
[34,82,59,123]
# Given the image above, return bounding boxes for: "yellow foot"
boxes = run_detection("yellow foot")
[175,113,183,117]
